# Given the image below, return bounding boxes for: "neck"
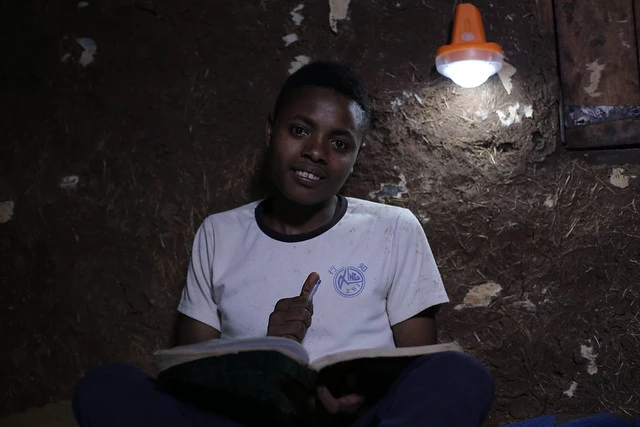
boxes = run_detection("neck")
[262,194,339,235]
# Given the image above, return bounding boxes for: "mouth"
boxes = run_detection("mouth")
[294,169,321,181]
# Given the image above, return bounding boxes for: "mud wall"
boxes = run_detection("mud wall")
[1,0,638,424]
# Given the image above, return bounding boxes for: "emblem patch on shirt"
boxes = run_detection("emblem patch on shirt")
[330,263,367,298]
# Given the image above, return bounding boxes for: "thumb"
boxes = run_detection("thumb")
[300,272,320,298]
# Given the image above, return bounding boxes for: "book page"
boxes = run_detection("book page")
[309,341,463,372]
[154,336,311,373]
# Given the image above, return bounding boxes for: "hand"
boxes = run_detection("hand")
[267,272,319,342]
[316,386,365,415]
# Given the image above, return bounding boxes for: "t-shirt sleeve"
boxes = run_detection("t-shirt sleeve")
[177,218,221,331]
[386,208,450,326]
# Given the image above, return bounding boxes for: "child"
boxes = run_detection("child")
[73,61,494,426]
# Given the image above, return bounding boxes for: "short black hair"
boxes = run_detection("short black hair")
[271,61,373,133]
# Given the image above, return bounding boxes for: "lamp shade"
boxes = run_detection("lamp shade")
[436,3,503,88]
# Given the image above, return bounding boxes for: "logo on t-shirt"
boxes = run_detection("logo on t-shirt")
[330,263,367,297]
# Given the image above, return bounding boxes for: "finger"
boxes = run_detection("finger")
[317,386,340,414]
[283,321,307,341]
[284,307,312,327]
[273,297,313,315]
[304,310,312,328]
[340,394,365,413]
[270,319,309,341]
[274,297,292,311]
[300,272,320,299]
[317,387,365,414]
[272,309,311,329]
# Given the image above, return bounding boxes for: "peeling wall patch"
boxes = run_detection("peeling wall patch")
[609,168,629,189]
[497,62,517,95]
[619,30,631,48]
[475,110,489,120]
[584,60,605,97]
[418,215,430,225]
[389,91,423,109]
[329,0,351,33]
[369,173,408,200]
[496,103,534,126]
[0,201,15,224]
[454,282,502,310]
[390,98,404,110]
[76,37,97,67]
[290,4,304,26]
[288,55,311,74]
[563,381,578,398]
[543,195,556,208]
[496,103,521,126]
[282,33,298,47]
[60,175,80,189]
[580,345,598,375]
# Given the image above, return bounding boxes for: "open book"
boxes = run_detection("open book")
[154,337,463,425]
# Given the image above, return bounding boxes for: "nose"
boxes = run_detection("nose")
[301,135,327,164]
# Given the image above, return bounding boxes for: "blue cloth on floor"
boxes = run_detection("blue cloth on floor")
[561,413,636,426]
[504,413,638,427]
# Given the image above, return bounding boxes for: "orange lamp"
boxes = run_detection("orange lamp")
[436,3,503,88]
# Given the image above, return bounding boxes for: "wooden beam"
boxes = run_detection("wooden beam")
[535,0,555,35]
[564,119,640,149]
[555,0,640,149]
[554,0,640,106]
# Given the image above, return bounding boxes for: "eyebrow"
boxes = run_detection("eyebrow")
[290,115,356,140]
[292,115,316,129]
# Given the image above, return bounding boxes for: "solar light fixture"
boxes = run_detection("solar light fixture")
[436,3,503,88]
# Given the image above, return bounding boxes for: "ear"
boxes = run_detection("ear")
[355,136,366,154]
[349,157,358,175]
[265,115,274,148]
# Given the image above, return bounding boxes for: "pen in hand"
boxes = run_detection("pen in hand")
[267,272,320,342]
[308,278,321,302]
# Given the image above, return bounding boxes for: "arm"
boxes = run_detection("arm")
[177,220,222,346]
[386,209,449,343]
[176,272,318,346]
[391,305,440,347]
[175,313,220,346]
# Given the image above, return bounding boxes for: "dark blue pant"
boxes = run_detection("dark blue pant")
[73,351,494,426]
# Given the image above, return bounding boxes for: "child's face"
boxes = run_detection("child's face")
[266,86,366,206]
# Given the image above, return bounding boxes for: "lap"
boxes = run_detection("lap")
[73,363,244,427]
[351,351,494,427]
[73,352,494,427]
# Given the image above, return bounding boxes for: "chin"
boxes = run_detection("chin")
[278,187,334,207]
[286,194,331,207]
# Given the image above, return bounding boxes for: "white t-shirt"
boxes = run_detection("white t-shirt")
[178,196,449,361]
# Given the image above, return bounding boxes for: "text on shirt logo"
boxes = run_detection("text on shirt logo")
[329,263,367,297]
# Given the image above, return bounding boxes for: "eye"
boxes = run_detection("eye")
[331,139,348,150]
[290,126,309,138]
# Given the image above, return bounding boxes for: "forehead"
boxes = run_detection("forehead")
[277,86,366,131]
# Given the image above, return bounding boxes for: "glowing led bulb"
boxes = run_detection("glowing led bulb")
[436,4,503,88]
